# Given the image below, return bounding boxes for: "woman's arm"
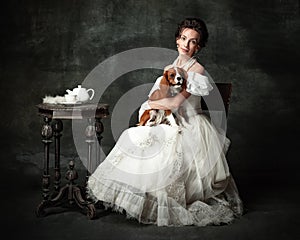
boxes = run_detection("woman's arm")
[148,90,190,110]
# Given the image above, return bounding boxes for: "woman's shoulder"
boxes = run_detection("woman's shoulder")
[164,64,173,71]
[189,61,205,75]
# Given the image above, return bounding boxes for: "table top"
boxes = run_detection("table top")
[36,103,109,119]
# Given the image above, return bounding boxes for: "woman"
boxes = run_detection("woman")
[87,18,243,226]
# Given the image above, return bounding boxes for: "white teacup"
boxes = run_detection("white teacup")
[64,94,77,103]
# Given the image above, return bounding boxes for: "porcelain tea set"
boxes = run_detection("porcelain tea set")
[64,85,95,104]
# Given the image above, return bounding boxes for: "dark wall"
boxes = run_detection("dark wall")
[1,0,299,186]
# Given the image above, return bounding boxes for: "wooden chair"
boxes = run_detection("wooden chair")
[201,82,232,117]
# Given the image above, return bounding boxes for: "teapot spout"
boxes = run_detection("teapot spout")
[66,89,73,95]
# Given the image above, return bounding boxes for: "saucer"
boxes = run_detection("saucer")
[60,101,81,105]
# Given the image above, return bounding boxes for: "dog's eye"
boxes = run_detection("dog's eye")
[170,74,175,78]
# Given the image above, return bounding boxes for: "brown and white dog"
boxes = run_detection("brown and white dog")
[137,67,187,127]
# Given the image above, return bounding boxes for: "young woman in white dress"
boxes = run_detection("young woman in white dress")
[87,18,243,226]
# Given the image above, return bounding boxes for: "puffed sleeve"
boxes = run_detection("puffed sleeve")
[186,72,213,96]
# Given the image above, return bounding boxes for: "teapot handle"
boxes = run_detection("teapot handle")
[87,89,95,100]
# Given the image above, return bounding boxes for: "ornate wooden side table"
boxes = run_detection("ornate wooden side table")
[35,103,109,219]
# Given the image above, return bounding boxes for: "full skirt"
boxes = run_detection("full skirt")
[87,113,243,226]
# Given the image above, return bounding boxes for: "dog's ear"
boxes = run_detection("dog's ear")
[182,78,187,90]
[163,70,169,80]
[177,67,188,80]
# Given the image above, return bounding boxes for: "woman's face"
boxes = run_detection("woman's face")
[176,28,200,57]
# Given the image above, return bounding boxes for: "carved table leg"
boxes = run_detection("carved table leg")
[64,160,96,219]
[84,118,96,204]
[36,116,53,217]
[37,160,96,219]
[95,117,104,167]
[52,119,63,194]
[36,117,98,219]
[85,118,95,179]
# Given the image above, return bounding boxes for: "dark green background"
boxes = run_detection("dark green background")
[1,0,299,188]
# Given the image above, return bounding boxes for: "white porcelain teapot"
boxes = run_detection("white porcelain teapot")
[66,85,95,102]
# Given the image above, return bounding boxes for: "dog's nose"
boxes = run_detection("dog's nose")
[176,78,183,85]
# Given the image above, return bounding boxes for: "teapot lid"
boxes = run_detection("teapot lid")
[73,85,85,92]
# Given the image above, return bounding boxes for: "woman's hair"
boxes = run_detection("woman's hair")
[175,18,209,48]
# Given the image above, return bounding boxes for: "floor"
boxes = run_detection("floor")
[1,152,299,240]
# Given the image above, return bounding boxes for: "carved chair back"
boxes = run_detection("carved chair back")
[200,82,233,117]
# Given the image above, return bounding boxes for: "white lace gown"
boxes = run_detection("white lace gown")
[87,60,243,226]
